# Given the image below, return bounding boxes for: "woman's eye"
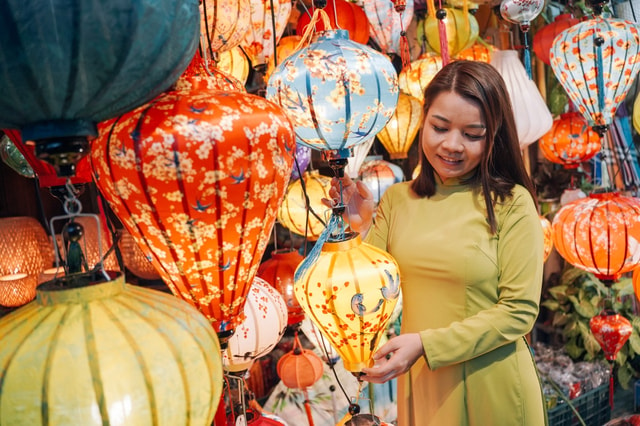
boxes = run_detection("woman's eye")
[465,133,485,140]
[432,126,447,133]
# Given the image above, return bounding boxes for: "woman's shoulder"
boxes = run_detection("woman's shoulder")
[495,184,538,216]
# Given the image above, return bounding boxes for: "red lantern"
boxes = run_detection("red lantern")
[296,0,369,45]
[257,248,306,326]
[532,13,579,66]
[551,192,640,283]
[590,310,633,361]
[90,90,295,340]
[539,112,601,169]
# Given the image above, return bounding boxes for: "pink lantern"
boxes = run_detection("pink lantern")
[363,0,414,55]
[239,0,292,69]
[200,0,252,54]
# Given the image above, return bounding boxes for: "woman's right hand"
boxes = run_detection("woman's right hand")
[323,175,375,235]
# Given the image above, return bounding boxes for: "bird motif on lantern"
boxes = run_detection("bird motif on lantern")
[90,89,295,344]
[539,112,602,169]
[200,0,252,56]
[549,3,640,136]
[551,192,640,284]
[376,92,424,160]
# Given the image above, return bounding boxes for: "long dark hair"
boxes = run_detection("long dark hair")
[410,60,537,233]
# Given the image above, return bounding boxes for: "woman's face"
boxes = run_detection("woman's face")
[421,91,487,181]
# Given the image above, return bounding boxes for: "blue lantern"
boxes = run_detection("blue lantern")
[0,0,200,176]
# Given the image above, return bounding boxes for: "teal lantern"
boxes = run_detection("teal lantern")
[0,0,200,177]
[549,15,640,135]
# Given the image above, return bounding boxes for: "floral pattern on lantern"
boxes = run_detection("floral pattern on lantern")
[266,29,398,153]
[174,50,246,93]
[454,41,496,62]
[377,92,424,160]
[551,192,640,282]
[294,233,401,373]
[258,248,306,326]
[200,0,252,54]
[420,7,479,57]
[240,0,292,68]
[539,112,602,169]
[90,90,295,337]
[589,310,633,361]
[364,0,415,55]
[398,53,443,103]
[549,17,640,134]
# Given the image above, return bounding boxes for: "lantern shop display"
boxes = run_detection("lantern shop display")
[258,248,306,326]
[0,272,224,425]
[539,112,602,168]
[293,233,401,373]
[277,171,333,241]
[551,192,640,283]
[376,92,424,160]
[90,89,295,340]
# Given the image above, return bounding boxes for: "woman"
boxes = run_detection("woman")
[329,60,546,425]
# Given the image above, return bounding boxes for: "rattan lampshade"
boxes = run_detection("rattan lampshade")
[0,273,36,307]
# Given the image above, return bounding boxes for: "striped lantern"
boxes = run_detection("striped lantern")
[539,112,602,169]
[376,92,424,160]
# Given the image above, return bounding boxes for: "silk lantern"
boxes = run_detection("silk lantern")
[0,272,224,425]
[551,192,640,283]
[359,158,405,204]
[490,50,553,149]
[500,0,545,78]
[258,248,306,326]
[364,0,415,55]
[266,35,303,83]
[376,92,424,160]
[0,0,200,178]
[239,0,292,69]
[398,53,443,103]
[266,28,398,155]
[294,233,401,373]
[297,0,369,45]
[549,17,640,135]
[223,277,288,372]
[216,46,251,86]
[277,171,332,241]
[532,13,579,66]
[421,7,479,57]
[454,40,495,62]
[173,50,246,93]
[539,112,602,168]
[90,90,295,341]
[291,142,312,181]
[540,216,554,262]
[200,0,252,55]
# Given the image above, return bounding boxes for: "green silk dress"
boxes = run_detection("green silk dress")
[365,178,547,426]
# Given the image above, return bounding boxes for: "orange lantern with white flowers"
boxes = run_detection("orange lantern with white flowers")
[377,92,424,160]
[539,112,602,169]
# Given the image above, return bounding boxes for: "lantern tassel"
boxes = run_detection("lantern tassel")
[294,212,345,283]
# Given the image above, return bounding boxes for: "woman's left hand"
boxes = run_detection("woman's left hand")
[360,333,425,384]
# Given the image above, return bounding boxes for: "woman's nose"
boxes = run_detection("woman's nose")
[441,133,464,152]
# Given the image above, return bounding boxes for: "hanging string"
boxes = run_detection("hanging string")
[594,24,607,127]
[294,8,333,52]
[428,0,450,65]
[394,0,411,70]
[521,27,533,79]
[269,0,279,68]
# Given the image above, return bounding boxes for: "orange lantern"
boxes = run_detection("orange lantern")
[420,7,479,57]
[277,171,332,241]
[633,267,640,302]
[0,216,50,277]
[540,216,554,262]
[532,13,579,66]
[296,0,369,45]
[265,35,302,83]
[590,310,633,362]
[0,273,36,307]
[551,192,640,283]
[174,50,246,93]
[293,233,401,373]
[90,90,295,340]
[539,112,602,169]
[454,40,495,62]
[398,53,443,103]
[119,229,161,281]
[376,92,424,160]
[200,0,252,54]
[258,248,306,326]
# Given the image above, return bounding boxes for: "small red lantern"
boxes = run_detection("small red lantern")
[590,310,633,362]
[532,13,579,66]
[539,112,601,169]
[552,192,640,283]
[296,0,369,45]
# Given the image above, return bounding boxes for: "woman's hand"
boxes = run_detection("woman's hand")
[360,333,425,384]
[322,175,375,235]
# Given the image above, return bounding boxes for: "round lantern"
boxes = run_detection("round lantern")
[539,112,602,169]
[540,216,554,262]
[277,333,324,388]
[420,7,479,57]
[0,216,50,277]
[293,233,401,373]
[364,0,415,55]
[398,53,443,103]
[454,40,495,62]
[532,13,579,66]
[589,310,633,361]
[359,158,404,204]
[277,171,332,241]
[200,0,252,54]
[0,273,37,307]
[0,1,200,178]
[549,17,640,135]
[239,0,292,69]
[551,192,640,283]
[258,248,306,326]
[223,277,288,372]
[216,46,251,86]
[119,229,162,281]
[266,29,398,153]
[90,90,295,340]
[376,92,424,160]
[297,0,369,45]
[0,272,224,425]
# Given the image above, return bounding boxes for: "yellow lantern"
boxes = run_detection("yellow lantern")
[376,92,424,160]
[277,171,331,241]
[294,233,401,373]
[0,272,223,425]
[398,53,443,103]
[421,7,479,57]
[215,46,250,86]
[454,40,495,62]
[634,91,640,135]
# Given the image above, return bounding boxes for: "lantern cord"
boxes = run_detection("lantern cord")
[294,8,333,52]
[594,26,606,121]
[269,0,279,68]
[436,0,451,65]
[521,27,533,80]
[201,0,215,60]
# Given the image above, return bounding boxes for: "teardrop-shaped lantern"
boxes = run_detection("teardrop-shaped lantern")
[398,53,443,103]
[223,277,288,372]
[376,92,424,160]
[297,0,370,45]
[532,13,579,66]
[589,310,633,361]
[277,171,332,241]
[549,17,640,135]
[364,0,415,55]
[258,248,306,326]
[294,233,401,373]
[0,1,200,177]
[239,0,292,69]
[490,49,553,149]
[539,112,602,169]
[540,215,554,262]
[200,0,252,54]
[90,90,295,340]
[421,8,479,57]
[0,272,224,425]
[266,29,399,153]
[551,192,640,282]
